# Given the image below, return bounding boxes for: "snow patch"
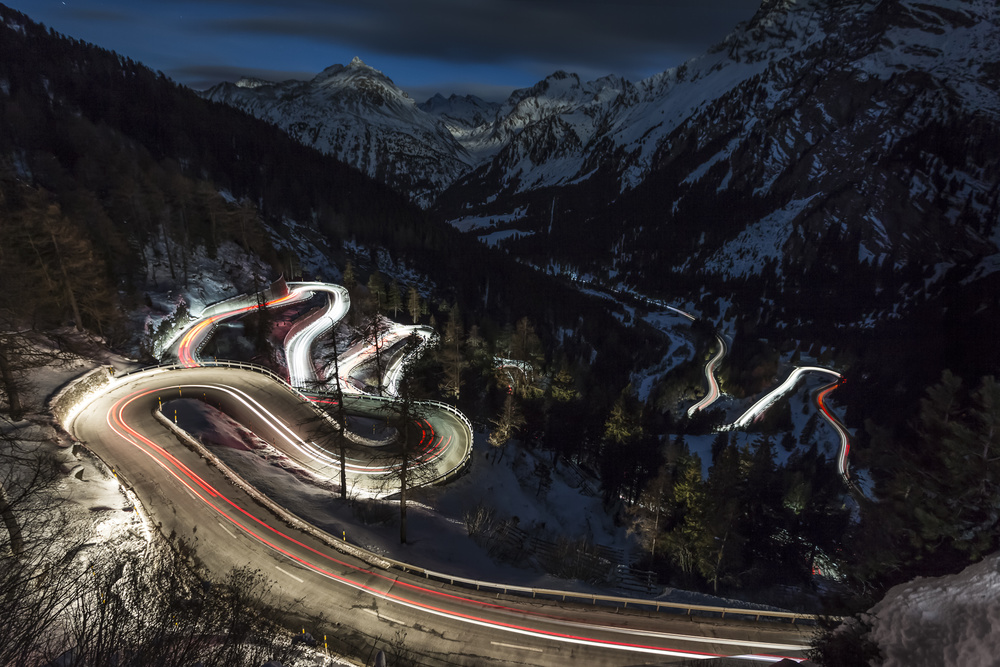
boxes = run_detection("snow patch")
[703,195,819,278]
[869,553,1000,666]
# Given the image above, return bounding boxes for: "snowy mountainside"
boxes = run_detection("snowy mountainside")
[437,0,1000,317]
[199,0,1000,320]
[202,58,474,208]
[451,71,635,168]
[418,93,500,131]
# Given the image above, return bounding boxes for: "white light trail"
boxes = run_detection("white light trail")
[729,366,842,429]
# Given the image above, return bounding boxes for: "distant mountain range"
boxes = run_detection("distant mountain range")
[205,0,999,301]
[202,0,1000,422]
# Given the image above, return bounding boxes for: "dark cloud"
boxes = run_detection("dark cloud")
[63,8,132,22]
[200,0,760,78]
[169,64,318,90]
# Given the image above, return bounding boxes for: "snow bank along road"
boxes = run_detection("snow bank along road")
[62,285,814,664]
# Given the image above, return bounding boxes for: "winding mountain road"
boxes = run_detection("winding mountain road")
[686,334,728,417]
[62,283,816,664]
[69,365,812,664]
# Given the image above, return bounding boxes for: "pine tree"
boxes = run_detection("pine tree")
[860,371,1000,587]
[323,327,350,500]
[436,307,467,403]
[381,337,431,544]
[360,312,392,397]
[342,261,357,291]
[367,271,387,313]
[388,280,403,319]
[598,388,644,504]
[662,453,712,577]
[406,285,422,324]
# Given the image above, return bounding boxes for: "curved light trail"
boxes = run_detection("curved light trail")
[166,384,452,490]
[69,368,810,664]
[816,379,856,491]
[282,282,350,389]
[687,334,728,417]
[176,290,307,368]
[722,365,856,494]
[729,366,842,429]
[382,325,435,397]
[63,282,818,663]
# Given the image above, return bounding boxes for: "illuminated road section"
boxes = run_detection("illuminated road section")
[283,283,350,389]
[816,379,855,489]
[724,366,856,493]
[687,335,728,417]
[176,291,306,368]
[74,373,811,664]
[62,282,818,664]
[729,366,842,429]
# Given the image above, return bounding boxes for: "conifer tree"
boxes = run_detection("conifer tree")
[367,271,387,313]
[437,306,467,403]
[388,280,403,319]
[873,371,1000,570]
[342,261,357,291]
[406,285,423,324]
[381,337,431,544]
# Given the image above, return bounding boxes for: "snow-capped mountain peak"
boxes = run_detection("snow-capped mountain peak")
[234,76,274,89]
[202,59,473,207]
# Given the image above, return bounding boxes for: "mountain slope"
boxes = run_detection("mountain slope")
[203,58,475,208]
[193,0,999,345]
[436,0,1000,298]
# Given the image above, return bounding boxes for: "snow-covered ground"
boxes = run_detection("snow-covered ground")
[866,553,1000,666]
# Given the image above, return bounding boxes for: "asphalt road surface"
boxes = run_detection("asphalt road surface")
[70,365,812,665]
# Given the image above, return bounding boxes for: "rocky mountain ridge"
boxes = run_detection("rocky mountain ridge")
[203,0,1000,328]
[203,57,474,208]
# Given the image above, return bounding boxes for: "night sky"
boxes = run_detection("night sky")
[11,0,761,101]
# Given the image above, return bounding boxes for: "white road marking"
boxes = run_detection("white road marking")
[275,566,304,583]
[217,522,238,540]
[364,608,406,626]
[491,641,543,653]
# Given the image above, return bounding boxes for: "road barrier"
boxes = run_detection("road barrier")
[374,558,821,624]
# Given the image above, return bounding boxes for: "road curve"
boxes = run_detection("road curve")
[163,282,470,490]
[61,284,819,663]
[283,282,351,389]
[816,379,856,491]
[68,365,812,665]
[729,366,842,430]
[724,366,855,494]
[687,334,728,417]
[175,290,310,368]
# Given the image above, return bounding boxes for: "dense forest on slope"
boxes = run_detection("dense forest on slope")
[0,5,663,392]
